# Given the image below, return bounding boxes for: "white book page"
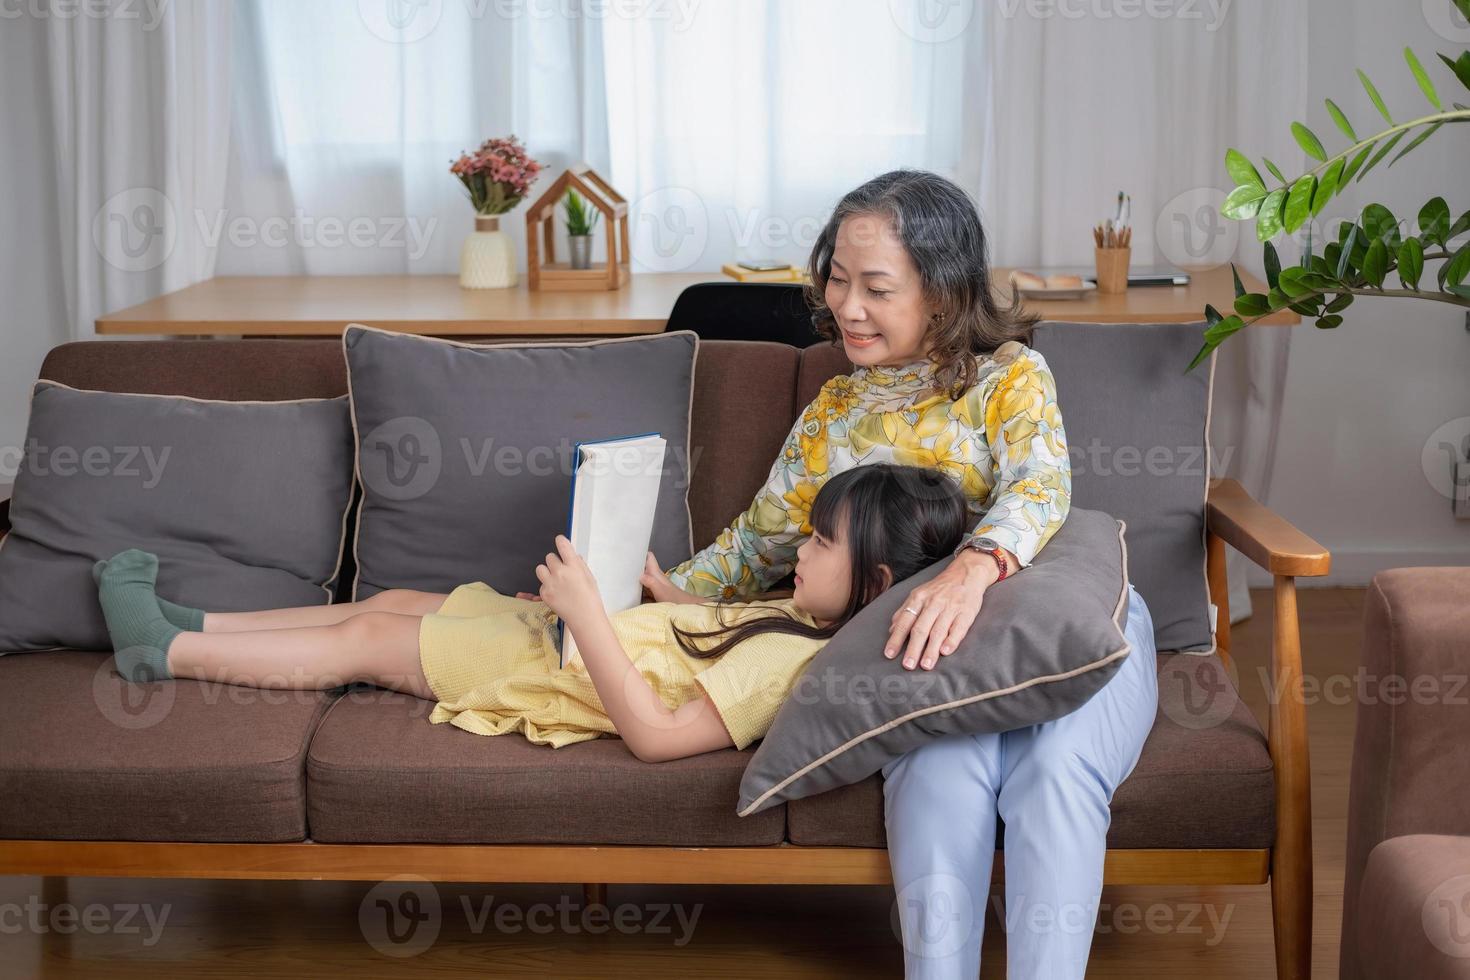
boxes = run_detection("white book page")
[561,434,667,667]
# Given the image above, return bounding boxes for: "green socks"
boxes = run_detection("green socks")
[92,559,205,632]
[95,550,183,683]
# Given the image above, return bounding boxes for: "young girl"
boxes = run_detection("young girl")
[93,464,968,763]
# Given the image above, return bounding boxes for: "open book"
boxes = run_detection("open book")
[557,432,668,668]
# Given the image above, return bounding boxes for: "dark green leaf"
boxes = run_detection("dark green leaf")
[1204,303,1223,328]
[1316,314,1344,329]
[1404,48,1442,110]
[1358,69,1394,125]
[1310,254,1334,278]
[1278,266,1312,297]
[1448,285,1470,300]
[1234,293,1273,317]
[1311,158,1344,217]
[1322,244,1342,273]
[1222,183,1269,220]
[1325,99,1357,141]
[1284,175,1317,233]
[1256,188,1288,242]
[1340,142,1376,185]
[1445,242,1470,289]
[1300,273,1341,291]
[1336,223,1358,279]
[1262,157,1288,184]
[1289,299,1323,317]
[1389,122,1443,167]
[1450,210,1470,242]
[1291,122,1327,162]
[1268,286,1290,308]
[1439,51,1470,93]
[1231,264,1246,298]
[1264,240,1282,289]
[1362,203,1401,248]
[1398,238,1424,289]
[1186,340,1219,373]
[1357,130,1406,183]
[1419,198,1451,246]
[1203,313,1245,344]
[1325,293,1354,313]
[1362,238,1388,287]
[1225,149,1266,190]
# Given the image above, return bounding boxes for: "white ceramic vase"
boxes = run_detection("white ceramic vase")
[459,214,517,289]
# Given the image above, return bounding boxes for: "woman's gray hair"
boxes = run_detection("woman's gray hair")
[804,169,1037,399]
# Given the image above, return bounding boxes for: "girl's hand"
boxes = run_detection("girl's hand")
[884,550,1005,671]
[640,552,705,605]
[535,535,604,625]
[514,592,543,602]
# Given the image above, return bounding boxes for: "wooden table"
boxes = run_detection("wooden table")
[95,265,1295,337]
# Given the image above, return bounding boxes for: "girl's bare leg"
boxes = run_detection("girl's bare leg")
[200,589,448,633]
[168,611,435,699]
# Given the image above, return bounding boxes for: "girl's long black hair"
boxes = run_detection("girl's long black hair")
[672,464,970,659]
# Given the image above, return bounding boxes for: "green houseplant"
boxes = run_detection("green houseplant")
[1189,0,1470,371]
[563,189,601,270]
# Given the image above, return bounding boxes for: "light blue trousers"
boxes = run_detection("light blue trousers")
[881,584,1159,980]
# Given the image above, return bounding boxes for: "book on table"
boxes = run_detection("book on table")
[556,432,667,668]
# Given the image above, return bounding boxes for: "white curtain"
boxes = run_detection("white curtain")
[45,0,235,337]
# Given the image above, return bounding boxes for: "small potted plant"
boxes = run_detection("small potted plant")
[563,189,600,270]
[450,135,542,289]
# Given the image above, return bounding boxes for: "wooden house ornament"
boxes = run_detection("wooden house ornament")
[525,165,630,291]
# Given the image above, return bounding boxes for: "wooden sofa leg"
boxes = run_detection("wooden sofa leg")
[583,882,607,907]
[1268,575,1312,980]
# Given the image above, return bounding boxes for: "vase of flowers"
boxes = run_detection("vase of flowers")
[563,188,600,270]
[450,135,542,289]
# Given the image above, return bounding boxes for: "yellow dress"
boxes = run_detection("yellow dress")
[418,583,828,749]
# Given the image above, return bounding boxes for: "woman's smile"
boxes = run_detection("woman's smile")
[842,326,882,348]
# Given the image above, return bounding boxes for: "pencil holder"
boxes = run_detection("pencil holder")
[1094,246,1131,294]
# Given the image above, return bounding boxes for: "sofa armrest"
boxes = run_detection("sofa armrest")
[1340,568,1470,980]
[1205,478,1330,577]
[1205,477,1327,977]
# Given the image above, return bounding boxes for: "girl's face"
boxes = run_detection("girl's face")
[825,213,937,368]
[792,518,892,628]
[792,525,851,627]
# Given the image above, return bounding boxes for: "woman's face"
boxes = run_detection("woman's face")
[825,213,937,368]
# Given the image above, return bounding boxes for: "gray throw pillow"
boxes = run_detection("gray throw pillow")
[1031,321,1215,652]
[0,382,355,653]
[737,508,1130,816]
[343,325,697,598]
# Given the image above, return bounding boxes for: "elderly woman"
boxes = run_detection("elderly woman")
[642,169,1158,979]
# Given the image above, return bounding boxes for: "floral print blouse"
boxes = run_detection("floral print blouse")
[664,340,1072,601]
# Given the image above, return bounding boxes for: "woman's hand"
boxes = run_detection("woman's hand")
[640,552,705,605]
[534,535,605,626]
[884,549,1008,671]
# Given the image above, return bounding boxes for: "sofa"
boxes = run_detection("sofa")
[1340,568,1470,980]
[0,330,1329,978]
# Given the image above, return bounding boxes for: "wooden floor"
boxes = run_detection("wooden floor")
[0,588,1364,979]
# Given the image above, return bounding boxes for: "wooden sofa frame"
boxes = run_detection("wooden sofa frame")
[0,477,1329,979]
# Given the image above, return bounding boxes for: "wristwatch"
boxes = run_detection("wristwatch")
[957,536,1010,581]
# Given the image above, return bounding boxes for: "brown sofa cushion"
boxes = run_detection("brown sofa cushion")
[305,689,787,845]
[0,651,334,842]
[1357,834,1470,979]
[786,652,1274,849]
[687,341,804,548]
